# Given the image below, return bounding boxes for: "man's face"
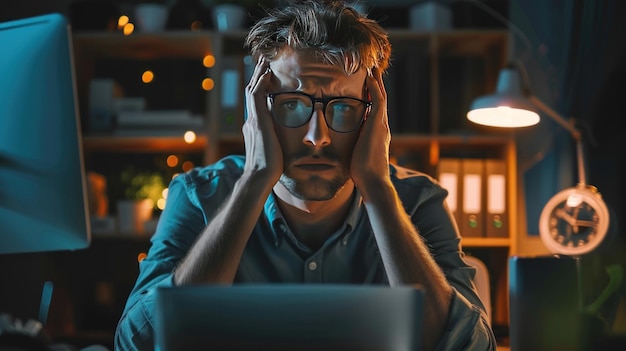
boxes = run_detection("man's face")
[267,49,368,201]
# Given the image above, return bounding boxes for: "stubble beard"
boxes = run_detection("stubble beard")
[278,173,349,201]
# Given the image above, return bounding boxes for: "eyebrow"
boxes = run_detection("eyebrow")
[299,73,336,87]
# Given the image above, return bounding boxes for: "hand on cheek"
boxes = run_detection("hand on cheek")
[350,67,391,189]
[242,58,284,184]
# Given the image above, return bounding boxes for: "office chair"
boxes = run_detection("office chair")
[464,255,492,325]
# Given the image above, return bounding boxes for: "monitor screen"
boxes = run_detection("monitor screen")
[0,13,91,254]
[155,284,425,351]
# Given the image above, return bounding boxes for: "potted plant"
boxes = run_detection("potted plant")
[117,167,166,235]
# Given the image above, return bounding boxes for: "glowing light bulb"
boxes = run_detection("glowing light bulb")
[142,70,154,83]
[202,78,214,91]
[203,55,215,68]
[184,131,197,143]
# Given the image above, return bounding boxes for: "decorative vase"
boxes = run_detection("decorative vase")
[212,3,246,32]
[135,3,169,32]
[117,199,154,235]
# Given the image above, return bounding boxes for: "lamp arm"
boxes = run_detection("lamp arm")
[463,0,533,58]
[527,95,587,185]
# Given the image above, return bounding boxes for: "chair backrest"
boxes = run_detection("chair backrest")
[464,255,492,325]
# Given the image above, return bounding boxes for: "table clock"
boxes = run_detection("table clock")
[539,183,609,256]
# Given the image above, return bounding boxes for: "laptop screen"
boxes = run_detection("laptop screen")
[155,284,425,351]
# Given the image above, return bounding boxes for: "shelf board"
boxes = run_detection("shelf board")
[82,134,207,152]
[92,233,152,242]
[436,30,509,56]
[73,31,213,59]
[461,237,511,247]
[387,29,508,61]
[390,133,513,147]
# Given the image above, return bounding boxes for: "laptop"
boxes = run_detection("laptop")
[154,284,425,351]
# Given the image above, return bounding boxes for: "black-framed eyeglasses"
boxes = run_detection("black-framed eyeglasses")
[267,91,372,133]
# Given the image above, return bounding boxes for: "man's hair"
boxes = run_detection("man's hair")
[245,0,391,75]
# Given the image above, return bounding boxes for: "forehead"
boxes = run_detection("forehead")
[268,49,366,92]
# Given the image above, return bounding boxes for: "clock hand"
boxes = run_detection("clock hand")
[555,208,576,226]
[555,208,580,233]
[574,220,597,228]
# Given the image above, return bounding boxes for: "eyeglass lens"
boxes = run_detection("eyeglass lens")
[270,93,367,132]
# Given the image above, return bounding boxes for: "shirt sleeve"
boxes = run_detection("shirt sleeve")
[435,288,497,351]
[392,166,497,350]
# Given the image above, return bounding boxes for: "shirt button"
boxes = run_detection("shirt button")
[308,261,318,271]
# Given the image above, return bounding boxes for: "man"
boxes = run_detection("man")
[115,1,496,350]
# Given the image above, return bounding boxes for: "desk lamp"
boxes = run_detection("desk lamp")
[467,62,609,256]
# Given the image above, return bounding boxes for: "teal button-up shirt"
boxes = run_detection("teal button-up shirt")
[115,155,496,351]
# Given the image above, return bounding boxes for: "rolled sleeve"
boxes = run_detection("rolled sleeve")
[115,275,176,351]
[392,166,496,350]
[435,288,497,351]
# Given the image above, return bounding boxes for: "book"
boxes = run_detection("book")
[117,110,204,128]
[485,158,508,238]
[437,158,462,229]
[461,158,485,237]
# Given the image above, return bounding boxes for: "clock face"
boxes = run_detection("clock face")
[539,186,609,255]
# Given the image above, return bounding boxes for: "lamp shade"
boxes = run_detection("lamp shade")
[467,67,540,127]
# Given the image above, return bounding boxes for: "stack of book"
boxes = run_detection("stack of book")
[114,110,204,136]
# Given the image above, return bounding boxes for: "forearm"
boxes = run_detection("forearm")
[174,173,273,285]
[359,179,452,351]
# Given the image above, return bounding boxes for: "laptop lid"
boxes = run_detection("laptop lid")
[154,284,425,351]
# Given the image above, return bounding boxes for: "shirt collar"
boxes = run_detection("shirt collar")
[263,190,364,247]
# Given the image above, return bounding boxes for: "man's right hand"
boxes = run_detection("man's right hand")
[241,57,283,186]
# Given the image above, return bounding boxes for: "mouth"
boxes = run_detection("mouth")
[296,164,335,171]
[293,157,337,173]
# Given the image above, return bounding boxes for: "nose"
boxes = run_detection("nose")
[302,104,331,147]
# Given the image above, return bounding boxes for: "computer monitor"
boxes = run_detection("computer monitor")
[154,284,425,351]
[0,13,91,254]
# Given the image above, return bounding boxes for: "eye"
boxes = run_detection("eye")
[330,99,360,114]
[282,99,300,111]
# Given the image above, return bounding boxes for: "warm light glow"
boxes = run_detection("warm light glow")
[184,131,197,143]
[142,70,154,83]
[566,194,583,207]
[172,173,180,179]
[467,106,540,128]
[137,252,147,263]
[203,55,215,68]
[157,198,167,210]
[118,15,129,29]
[166,155,179,167]
[202,78,215,91]
[182,161,195,172]
[123,23,134,35]
[191,20,203,31]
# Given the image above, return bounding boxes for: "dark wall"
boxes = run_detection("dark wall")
[0,0,72,22]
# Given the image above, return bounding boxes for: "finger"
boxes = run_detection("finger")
[372,67,387,100]
[246,57,270,94]
[251,64,272,95]
[245,63,273,126]
[364,69,390,132]
[366,72,383,114]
